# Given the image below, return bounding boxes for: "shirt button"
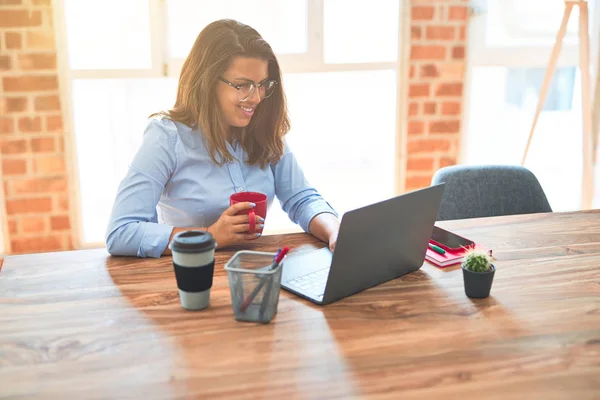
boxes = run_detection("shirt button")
[237,187,244,192]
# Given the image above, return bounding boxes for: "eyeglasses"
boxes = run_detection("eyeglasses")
[218,77,277,102]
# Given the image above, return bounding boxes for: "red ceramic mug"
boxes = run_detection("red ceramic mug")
[229,191,267,236]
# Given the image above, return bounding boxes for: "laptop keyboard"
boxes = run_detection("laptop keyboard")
[287,268,329,298]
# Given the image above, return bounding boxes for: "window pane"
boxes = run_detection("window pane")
[166,0,307,59]
[324,0,399,64]
[263,70,397,234]
[485,0,579,46]
[72,79,177,244]
[463,66,582,212]
[64,0,153,69]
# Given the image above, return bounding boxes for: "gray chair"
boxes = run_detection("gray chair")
[431,165,552,221]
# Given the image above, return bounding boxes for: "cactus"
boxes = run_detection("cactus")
[463,249,493,273]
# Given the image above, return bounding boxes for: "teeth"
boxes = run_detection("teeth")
[239,106,254,113]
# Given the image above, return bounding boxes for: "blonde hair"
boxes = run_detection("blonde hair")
[152,19,290,167]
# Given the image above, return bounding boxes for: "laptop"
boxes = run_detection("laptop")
[280,183,445,305]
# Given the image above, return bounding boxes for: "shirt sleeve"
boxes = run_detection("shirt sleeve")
[105,119,177,258]
[271,139,338,233]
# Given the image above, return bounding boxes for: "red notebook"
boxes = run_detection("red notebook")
[425,244,472,268]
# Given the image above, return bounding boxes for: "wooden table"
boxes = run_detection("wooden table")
[1,211,599,399]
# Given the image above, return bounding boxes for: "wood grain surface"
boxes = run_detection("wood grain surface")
[1,210,599,399]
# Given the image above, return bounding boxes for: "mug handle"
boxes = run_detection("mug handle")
[248,209,255,234]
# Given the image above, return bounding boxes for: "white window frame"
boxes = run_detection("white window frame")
[461,0,600,163]
[55,0,410,248]
[0,166,7,255]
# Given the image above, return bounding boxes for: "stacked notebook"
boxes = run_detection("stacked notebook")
[425,244,473,268]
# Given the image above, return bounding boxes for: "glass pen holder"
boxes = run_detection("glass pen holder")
[224,250,283,324]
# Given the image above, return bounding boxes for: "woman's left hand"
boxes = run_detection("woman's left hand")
[328,231,338,253]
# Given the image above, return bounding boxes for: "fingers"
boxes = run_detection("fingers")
[229,214,264,225]
[224,201,256,216]
[232,223,264,233]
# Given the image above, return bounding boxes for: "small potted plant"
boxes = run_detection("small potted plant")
[462,249,495,298]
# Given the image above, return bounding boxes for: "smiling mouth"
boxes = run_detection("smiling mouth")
[238,105,255,113]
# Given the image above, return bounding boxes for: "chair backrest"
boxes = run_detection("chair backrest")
[431,165,552,221]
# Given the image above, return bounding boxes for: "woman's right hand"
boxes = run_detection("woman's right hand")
[207,202,264,249]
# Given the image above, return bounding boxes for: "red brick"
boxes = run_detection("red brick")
[34,155,65,174]
[0,55,11,70]
[412,6,435,20]
[34,95,60,111]
[11,177,67,195]
[8,218,18,235]
[3,76,58,92]
[449,6,468,21]
[46,115,62,132]
[51,215,70,230]
[0,118,14,134]
[18,53,56,70]
[10,235,62,254]
[426,26,455,40]
[408,120,425,135]
[1,158,27,175]
[411,26,421,40]
[406,175,433,190]
[408,102,419,116]
[6,197,52,214]
[22,216,46,233]
[429,120,460,134]
[57,194,69,212]
[0,10,42,28]
[31,137,55,152]
[442,101,461,115]
[452,46,465,59]
[26,30,55,49]
[439,157,456,168]
[435,83,463,96]
[411,45,446,61]
[409,65,415,78]
[407,139,451,153]
[420,64,439,78]
[1,139,28,155]
[423,102,437,115]
[5,31,22,49]
[407,157,435,171]
[18,116,42,132]
[33,0,51,5]
[459,26,466,40]
[409,83,430,97]
[5,97,28,112]
[0,0,23,5]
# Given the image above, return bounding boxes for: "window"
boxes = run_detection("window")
[59,0,405,246]
[463,0,599,211]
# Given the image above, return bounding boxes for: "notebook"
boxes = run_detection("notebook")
[425,244,471,268]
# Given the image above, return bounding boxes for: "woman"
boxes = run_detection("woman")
[105,19,340,258]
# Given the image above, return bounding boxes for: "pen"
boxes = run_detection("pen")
[428,243,446,255]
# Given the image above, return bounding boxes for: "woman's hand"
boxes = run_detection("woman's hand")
[207,202,264,248]
[309,213,340,253]
[328,230,338,253]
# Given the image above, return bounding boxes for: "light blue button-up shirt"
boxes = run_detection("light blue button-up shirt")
[105,117,337,257]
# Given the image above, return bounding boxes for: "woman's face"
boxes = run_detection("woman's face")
[216,56,269,129]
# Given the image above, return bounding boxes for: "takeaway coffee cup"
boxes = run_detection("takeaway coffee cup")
[169,230,217,310]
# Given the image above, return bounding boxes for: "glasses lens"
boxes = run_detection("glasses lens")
[263,81,276,99]
[237,83,253,101]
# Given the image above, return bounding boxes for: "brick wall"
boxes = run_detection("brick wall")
[0,0,73,254]
[405,0,468,191]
